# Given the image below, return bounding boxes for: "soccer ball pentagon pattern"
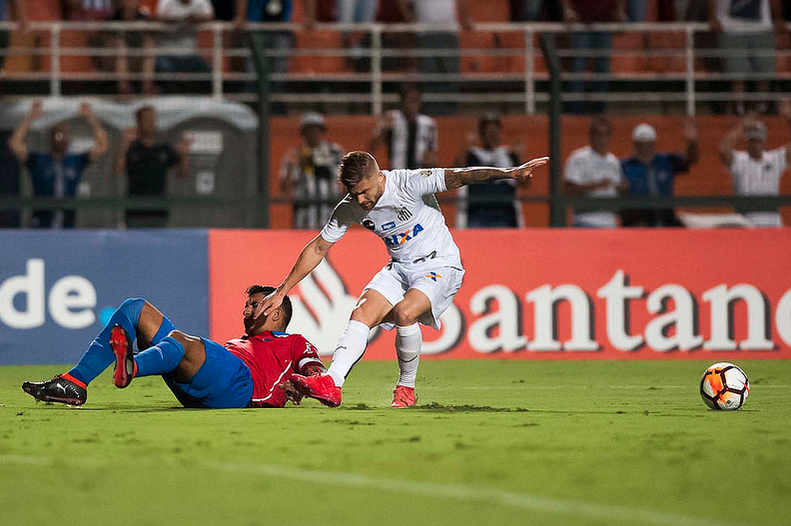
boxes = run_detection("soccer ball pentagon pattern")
[700,362,750,411]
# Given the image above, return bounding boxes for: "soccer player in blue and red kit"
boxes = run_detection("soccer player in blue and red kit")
[22,286,324,408]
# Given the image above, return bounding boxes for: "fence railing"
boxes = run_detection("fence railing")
[1,21,790,114]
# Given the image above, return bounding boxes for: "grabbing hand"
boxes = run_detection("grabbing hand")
[506,156,549,183]
[255,289,285,320]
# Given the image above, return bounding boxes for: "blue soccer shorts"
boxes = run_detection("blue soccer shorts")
[161,338,253,409]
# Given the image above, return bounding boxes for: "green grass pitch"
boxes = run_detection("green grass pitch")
[1,360,789,526]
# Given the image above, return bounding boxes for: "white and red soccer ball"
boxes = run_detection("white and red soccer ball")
[700,362,750,411]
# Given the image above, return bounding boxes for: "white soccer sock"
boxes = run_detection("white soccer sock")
[396,323,422,388]
[327,320,370,387]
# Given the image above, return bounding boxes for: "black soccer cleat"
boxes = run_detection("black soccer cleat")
[110,324,136,388]
[22,374,87,406]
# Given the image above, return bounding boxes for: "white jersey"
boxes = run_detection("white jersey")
[564,145,622,228]
[730,147,788,227]
[320,168,462,267]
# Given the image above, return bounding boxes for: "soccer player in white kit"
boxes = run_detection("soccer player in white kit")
[257,151,549,407]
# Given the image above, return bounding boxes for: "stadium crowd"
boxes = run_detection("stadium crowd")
[0,0,789,229]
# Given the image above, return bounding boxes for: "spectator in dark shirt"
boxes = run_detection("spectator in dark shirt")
[116,105,191,228]
[621,120,699,227]
[454,113,524,228]
[112,0,157,96]
[8,101,109,229]
[561,0,627,114]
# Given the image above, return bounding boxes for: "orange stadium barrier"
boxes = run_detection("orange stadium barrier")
[268,115,791,228]
[208,229,791,361]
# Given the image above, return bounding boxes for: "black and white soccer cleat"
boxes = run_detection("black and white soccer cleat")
[22,374,87,406]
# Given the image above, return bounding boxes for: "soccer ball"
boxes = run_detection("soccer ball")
[700,362,750,411]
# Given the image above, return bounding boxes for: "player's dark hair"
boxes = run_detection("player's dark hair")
[339,151,376,189]
[246,285,292,329]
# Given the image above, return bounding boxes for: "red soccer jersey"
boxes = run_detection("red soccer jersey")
[224,331,323,408]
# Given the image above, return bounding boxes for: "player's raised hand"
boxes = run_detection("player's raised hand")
[506,156,549,182]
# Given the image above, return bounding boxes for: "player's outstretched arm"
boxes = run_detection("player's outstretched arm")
[444,156,549,190]
[257,235,335,317]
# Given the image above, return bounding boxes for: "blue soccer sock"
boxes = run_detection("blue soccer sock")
[133,336,185,378]
[66,298,175,386]
[66,298,143,386]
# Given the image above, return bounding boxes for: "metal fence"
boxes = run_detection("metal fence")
[1,21,790,114]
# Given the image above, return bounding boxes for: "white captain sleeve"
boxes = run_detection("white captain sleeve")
[319,199,353,243]
[404,168,447,198]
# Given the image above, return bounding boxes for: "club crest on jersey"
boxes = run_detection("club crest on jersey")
[384,223,424,247]
[396,207,412,222]
[362,219,376,230]
[420,170,432,177]
[425,272,443,281]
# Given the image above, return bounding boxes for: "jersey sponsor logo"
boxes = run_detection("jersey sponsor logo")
[396,207,412,222]
[362,219,376,231]
[425,272,443,282]
[381,221,396,231]
[384,223,424,247]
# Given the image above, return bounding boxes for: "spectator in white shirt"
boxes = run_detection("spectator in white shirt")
[156,0,214,93]
[718,100,791,227]
[564,116,628,228]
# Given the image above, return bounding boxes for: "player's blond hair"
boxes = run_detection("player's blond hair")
[339,151,378,189]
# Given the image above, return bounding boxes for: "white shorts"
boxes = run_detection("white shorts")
[363,260,465,331]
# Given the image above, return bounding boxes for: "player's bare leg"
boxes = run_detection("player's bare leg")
[391,289,432,408]
[290,289,393,407]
